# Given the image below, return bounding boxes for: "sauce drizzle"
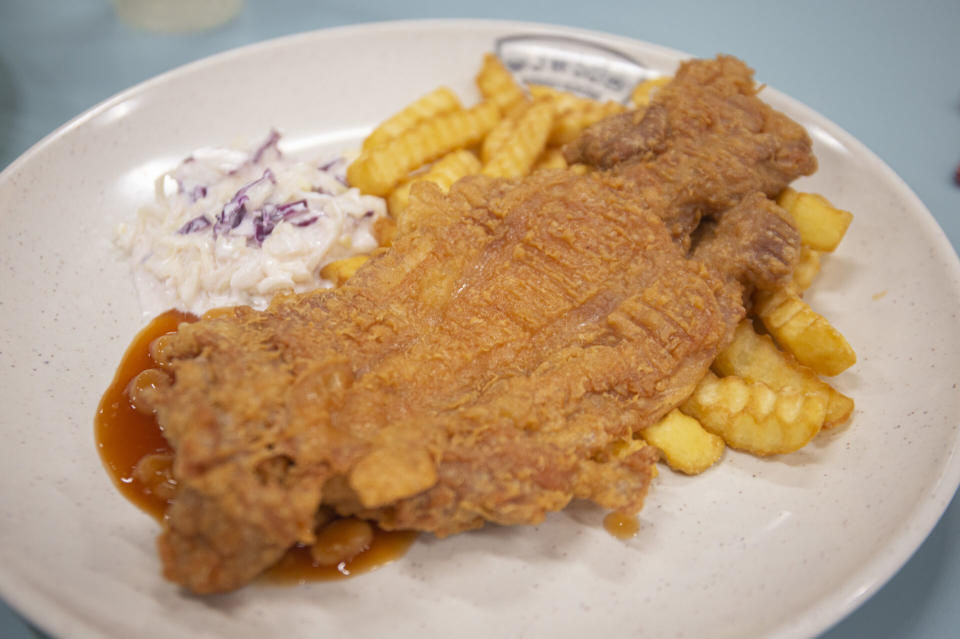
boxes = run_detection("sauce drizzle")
[95,309,416,582]
[603,511,639,540]
[95,309,192,519]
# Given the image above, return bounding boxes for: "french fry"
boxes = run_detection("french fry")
[362,87,462,152]
[712,321,854,429]
[630,76,671,108]
[641,409,725,474]
[482,99,556,179]
[481,98,534,163]
[527,85,589,112]
[476,53,526,113]
[320,255,370,286]
[606,436,654,462]
[548,99,626,146]
[791,246,821,293]
[823,390,856,429]
[776,188,853,252]
[682,372,826,456]
[532,148,568,172]
[388,149,482,225]
[754,289,856,376]
[372,216,397,247]
[528,85,627,145]
[776,186,800,212]
[347,101,499,196]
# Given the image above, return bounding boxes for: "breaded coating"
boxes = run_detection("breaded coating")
[146,55,813,593]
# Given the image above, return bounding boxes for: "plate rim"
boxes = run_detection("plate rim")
[1,17,959,639]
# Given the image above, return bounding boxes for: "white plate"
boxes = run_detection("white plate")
[1,19,959,639]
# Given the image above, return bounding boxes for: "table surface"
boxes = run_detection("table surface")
[1,1,958,637]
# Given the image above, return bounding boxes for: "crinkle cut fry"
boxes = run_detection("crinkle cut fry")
[147,55,815,593]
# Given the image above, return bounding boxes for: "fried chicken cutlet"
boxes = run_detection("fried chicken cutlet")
[142,55,815,593]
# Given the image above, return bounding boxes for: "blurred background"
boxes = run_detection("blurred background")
[1,1,958,638]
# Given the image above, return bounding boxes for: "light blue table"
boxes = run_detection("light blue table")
[2,1,958,637]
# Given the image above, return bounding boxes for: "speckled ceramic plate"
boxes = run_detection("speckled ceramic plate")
[1,19,958,639]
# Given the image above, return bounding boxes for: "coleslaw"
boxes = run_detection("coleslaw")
[115,131,387,317]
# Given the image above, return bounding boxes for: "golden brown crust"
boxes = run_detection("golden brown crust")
[147,55,811,593]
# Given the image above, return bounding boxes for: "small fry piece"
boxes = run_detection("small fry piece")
[630,76,671,108]
[776,188,853,252]
[755,289,856,376]
[482,99,555,179]
[682,372,826,456]
[713,321,854,429]
[641,409,724,474]
[372,216,397,247]
[824,391,856,430]
[476,53,526,113]
[791,246,821,293]
[362,87,462,152]
[776,186,800,212]
[388,149,482,224]
[320,255,370,286]
[347,101,499,196]
[532,147,568,172]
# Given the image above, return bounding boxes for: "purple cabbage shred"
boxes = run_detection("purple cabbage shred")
[251,129,282,164]
[248,199,313,245]
[278,199,309,219]
[226,130,282,176]
[292,216,319,228]
[252,214,273,245]
[318,158,341,172]
[177,215,212,234]
[213,169,276,237]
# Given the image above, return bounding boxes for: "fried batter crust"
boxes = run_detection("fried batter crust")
[147,55,812,593]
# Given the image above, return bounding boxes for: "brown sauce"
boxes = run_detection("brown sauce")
[266,530,417,583]
[95,309,416,583]
[603,511,639,540]
[95,309,192,519]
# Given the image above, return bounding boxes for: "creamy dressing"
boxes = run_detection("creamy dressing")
[115,131,387,317]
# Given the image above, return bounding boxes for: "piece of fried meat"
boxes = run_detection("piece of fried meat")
[143,55,814,593]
